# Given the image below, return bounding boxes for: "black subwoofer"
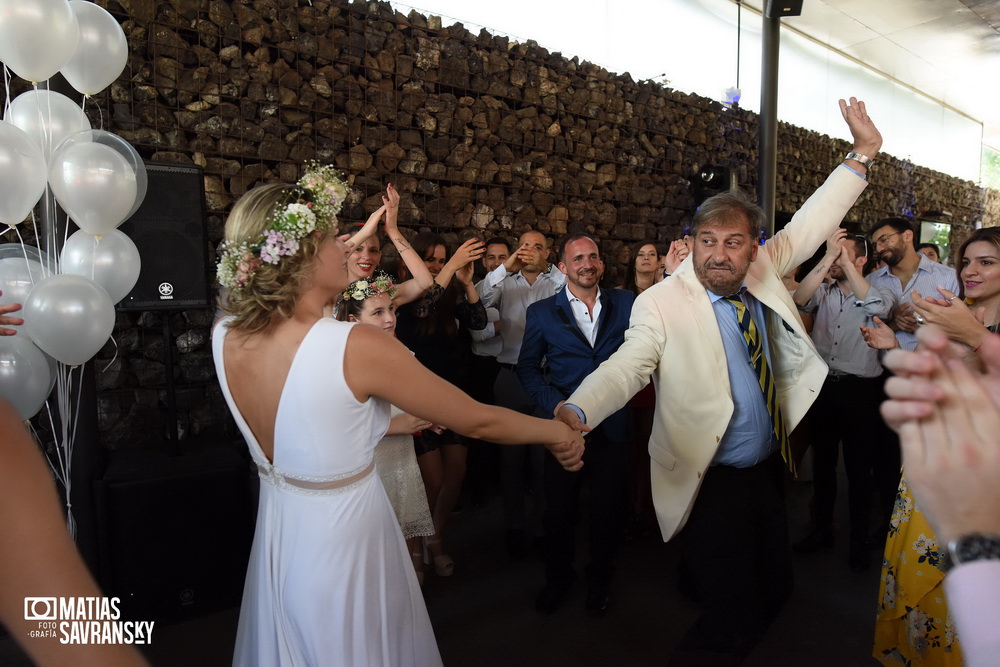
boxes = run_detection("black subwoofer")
[95,444,256,622]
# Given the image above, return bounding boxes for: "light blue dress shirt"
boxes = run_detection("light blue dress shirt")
[708,288,776,468]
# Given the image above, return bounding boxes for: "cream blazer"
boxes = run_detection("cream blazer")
[567,165,869,541]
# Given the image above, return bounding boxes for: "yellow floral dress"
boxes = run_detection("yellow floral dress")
[873,476,963,666]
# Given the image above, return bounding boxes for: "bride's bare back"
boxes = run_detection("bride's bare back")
[221,318,317,462]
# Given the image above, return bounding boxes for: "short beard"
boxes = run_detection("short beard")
[695,262,746,295]
[880,248,903,267]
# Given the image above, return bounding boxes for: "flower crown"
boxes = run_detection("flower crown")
[344,271,397,302]
[217,162,350,290]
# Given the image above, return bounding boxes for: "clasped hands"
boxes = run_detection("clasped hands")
[543,402,592,472]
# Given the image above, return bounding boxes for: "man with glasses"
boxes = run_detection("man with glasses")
[867,217,958,352]
[791,228,894,572]
[866,217,959,542]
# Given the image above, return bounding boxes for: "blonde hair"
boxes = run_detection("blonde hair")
[220,183,331,334]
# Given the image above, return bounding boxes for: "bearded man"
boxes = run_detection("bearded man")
[555,97,881,665]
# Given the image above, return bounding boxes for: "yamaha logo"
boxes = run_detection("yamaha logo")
[158,282,174,299]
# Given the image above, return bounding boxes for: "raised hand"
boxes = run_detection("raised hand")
[514,243,545,271]
[382,183,401,233]
[825,227,847,262]
[838,96,882,157]
[455,259,475,286]
[447,238,485,270]
[664,239,689,274]
[346,203,386,251]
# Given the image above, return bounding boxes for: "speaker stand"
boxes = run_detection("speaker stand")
[163,315,180,455]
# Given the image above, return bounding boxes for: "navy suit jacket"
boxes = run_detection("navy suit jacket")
[517,286,635,442]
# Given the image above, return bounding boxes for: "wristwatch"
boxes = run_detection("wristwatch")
[943,532,1000,572]
[845,151,874,168]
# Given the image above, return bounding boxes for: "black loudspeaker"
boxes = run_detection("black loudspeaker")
[765,0,804,18]
[96,443,256,622]
[692,165,735,206]
[118,162,209,311]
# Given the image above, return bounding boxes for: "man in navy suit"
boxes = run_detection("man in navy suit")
[517,234,635,616]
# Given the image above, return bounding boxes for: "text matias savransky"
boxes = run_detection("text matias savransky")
[24,596,155,645]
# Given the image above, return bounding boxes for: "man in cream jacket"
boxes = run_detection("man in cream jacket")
[557,97,882,664]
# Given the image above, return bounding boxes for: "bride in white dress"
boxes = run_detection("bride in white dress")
[213,169,584,667]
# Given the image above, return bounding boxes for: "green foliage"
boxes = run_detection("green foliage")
[982,146,1000,189]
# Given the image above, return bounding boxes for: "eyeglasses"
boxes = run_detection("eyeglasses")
[872,231,901,248]
[853,235,869,257]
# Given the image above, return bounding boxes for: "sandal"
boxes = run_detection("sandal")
[424,537,454,577]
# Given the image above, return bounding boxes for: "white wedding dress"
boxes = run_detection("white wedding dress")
[213,317,442,667]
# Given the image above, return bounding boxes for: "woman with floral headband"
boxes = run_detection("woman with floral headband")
[213,165,584,666]
[343,183,437,308]
[340,271,435,585]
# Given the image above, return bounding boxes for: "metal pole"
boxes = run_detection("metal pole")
[759,11,781,236]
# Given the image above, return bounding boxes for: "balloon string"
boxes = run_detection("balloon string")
[101,335,120,373]
[93,97,105,131]
[38,80,53,160]
[12,226,44,282]
[2,65,11,120]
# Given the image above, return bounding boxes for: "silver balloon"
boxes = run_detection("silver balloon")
[0,121,48,225]
[60,229,141,304]
[48,139,137,235]
[7,89,91,159]
[0,336,56,419]
[23,274,115,366]
[61,0,128,96]
[0,0,80,83]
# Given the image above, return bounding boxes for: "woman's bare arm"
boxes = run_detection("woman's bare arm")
[0,400,148,666]
[343,325,584,469]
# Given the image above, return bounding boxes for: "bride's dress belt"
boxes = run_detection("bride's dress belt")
[256,460,375,492]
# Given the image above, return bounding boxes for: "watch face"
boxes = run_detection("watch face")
[949,533,1000,570]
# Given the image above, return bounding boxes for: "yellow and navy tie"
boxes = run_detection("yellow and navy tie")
[724,294,792,473]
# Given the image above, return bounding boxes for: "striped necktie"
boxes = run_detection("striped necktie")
[724,294,792,473]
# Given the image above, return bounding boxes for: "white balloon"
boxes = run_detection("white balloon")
[0,244,44,264]
[49,129,146,227]
[0,255,46,307]
[89,130,147,220]
[0,336,56,419]
[48,139,137,235]
[0,0,80,83]
[0,122,48,225]
[60,229,140,303]
[23,274,114,366]
[7,89,91,159]
[60,0,128,95]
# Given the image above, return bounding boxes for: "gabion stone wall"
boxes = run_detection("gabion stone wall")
[5,0,990,448]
